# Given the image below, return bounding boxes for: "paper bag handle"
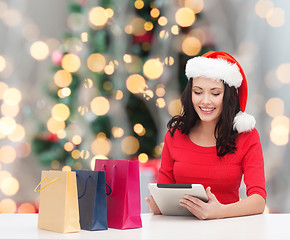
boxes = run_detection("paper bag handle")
[102,164,116,194]
[76,174,112,198]
[34,177,60,192]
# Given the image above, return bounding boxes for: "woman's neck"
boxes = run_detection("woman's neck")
[189,120,217,147]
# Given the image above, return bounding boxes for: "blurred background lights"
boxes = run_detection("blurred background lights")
[131,17,146,36]
[8,124,25,142]
[121,136,140,155]
[270,125,289,146]
[1,103,19,118]
[62,165,72,171]
[0,82,8,98]
[91,134,111,155]
[143,59,163,80]
[61,53,81,72]
[89,7,109,27]
[134,123,146,136]
[87,53,106,72]
[0,145,16,164]
[72,135,82,145]
[30,41,49,61]
[54,70,72,88]
[276,63,290,83]
[182,36,201,56]
[266,7,285,27]
[138,153,149,163]
[90,96,110,116]
[184,0,204,13]
[135,0,144,9]
[0,55,6,72]
[0,198,17,213]
[150,8,160,18]
[168,99,182,116]
[255,0,274,18]
[17,202,36,213]
[2,8,22,27]
[51,103,70,121]
[265,98,284,117]
[158,16,168,26]
[126,74,147,94]
[1,176,19,196]
[175,7,195,27]
[0,117,16,135]
[64,142,74,152]
[271,116,289,132]
[3,88,22,105]
[47,117,65,134]
[112,127,124,138]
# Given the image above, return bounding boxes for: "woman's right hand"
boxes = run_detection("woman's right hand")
[145,194,162,215]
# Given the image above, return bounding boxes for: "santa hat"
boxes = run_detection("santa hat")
[185,51,255,133]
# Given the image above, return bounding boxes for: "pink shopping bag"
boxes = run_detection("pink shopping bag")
[94,159,142,229]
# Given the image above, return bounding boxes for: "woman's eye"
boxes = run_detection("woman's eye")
[212,93,220,96]
[193,91,201,95]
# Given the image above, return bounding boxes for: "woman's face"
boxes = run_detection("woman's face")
[191,76,224,124]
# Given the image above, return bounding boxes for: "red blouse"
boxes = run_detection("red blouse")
[157,128,267,204]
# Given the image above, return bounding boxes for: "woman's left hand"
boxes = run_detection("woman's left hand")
[179,186,225,220]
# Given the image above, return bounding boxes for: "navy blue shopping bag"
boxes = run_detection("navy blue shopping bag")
[74,170,110,231]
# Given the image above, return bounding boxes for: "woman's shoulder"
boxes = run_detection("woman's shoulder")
[164,128,184,141]
[236,128,261,143]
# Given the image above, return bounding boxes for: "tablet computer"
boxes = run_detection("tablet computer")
[148,183,208,216]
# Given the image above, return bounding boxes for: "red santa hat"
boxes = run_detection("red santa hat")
[185,51,255,133]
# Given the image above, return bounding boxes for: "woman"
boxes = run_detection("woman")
[146,51,266,220]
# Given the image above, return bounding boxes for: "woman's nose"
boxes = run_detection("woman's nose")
[201,93,211,104]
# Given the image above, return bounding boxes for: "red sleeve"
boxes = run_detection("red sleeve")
[242,129,267,201]
[157,131,176,183]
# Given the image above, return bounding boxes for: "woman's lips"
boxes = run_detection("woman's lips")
[199,107,216,114]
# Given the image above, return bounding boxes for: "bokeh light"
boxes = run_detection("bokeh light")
[90,96,110,116]
[175,7,195,27]
[61,53,81,72]
[143,59,163,80]
[51,103,70,121]
[121,136,140,155]
[1,177,19,196]
[276,63,290,83]
[30,41,49,61]
[54,70,72,88]
[91,134,111,155]
[182,36,201,56]
[0,198,17,213]
[87,53,106,72]
[3,88,22,105]
[126,74,147,94]
[266,7,285,27]
[265,98,284,117]
[255,0,274,18]
[168,99,182,116]
[47,117,65,134]
[0,145,17,164]
[0,55,6,72]
[89,7,109,27]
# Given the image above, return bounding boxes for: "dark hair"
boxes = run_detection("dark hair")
[167,78,240,156]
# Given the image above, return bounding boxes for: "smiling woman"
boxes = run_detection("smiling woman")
[146,51,266,220]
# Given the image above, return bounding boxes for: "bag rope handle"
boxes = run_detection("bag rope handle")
[34,177,60,192]
[77,175,92,199]
[101,164,116,194]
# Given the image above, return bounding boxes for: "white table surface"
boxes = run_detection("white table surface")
[0,213,289,239]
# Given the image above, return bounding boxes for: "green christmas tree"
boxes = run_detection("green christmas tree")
[32,0,214,170]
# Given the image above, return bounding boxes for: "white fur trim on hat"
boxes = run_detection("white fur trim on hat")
[185,56,243,88]
[233,111,256,133]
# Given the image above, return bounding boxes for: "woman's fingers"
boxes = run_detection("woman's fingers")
[145,195,162,215]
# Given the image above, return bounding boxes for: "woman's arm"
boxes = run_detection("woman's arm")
[179,187,265,220]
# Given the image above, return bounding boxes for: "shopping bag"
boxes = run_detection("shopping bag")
[34,170,80,233]
[74,170,108,231]
[94,159,142,229]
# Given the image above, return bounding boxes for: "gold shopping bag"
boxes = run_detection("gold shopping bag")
[34,170,80,233]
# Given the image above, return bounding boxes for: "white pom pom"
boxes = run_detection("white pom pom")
[233,111,256,133]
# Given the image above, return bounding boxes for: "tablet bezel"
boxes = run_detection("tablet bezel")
[148,183,208,216]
